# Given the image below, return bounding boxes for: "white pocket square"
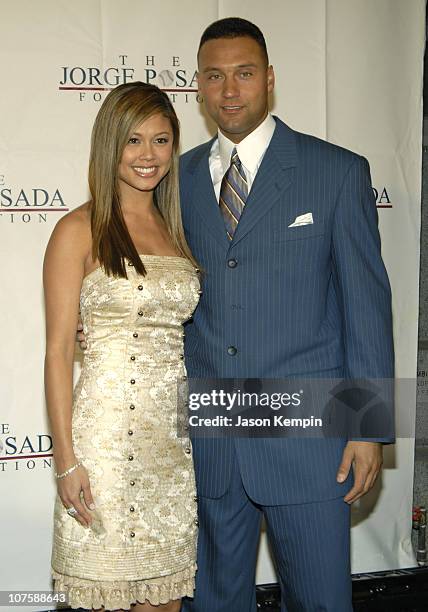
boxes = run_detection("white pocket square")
[288,212,313,227]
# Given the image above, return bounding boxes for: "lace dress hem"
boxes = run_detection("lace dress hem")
[52,563,196,610]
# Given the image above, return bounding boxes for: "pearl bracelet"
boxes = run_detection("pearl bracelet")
[54,460,82,480]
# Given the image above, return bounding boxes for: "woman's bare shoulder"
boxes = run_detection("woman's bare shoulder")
[55,202,90,231]
[45,202,92,263]
[50,202,91,242]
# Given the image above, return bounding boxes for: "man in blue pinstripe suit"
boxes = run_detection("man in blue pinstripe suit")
[180,17,394,612]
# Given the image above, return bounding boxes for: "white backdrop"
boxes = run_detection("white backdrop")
[0,1,424,610]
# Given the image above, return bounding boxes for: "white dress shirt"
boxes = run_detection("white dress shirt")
[209,113,276,202]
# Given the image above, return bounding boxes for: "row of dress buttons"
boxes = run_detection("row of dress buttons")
[128,452,136,538]
[128,316,137,539]
[127,344,136,455]
[128,440,136,537]
[130,276,141,464]
[128,363,136,453]
[129,293,138,506]
[130,276,140,425]
[129,262,195,529]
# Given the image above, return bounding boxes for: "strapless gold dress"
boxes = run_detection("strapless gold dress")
[51,255,200,610]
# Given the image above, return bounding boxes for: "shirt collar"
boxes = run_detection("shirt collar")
[218,113,276,174]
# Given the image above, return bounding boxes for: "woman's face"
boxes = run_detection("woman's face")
[118,112,174,198]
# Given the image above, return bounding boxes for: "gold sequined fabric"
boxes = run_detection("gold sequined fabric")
[51,255,200,610]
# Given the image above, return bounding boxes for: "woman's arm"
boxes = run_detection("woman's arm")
[44,210,94,527]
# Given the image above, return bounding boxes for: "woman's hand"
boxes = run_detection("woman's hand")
[57,464,95,528]
[76,316,87,350]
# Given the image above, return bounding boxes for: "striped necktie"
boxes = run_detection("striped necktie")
[219,147,248,240]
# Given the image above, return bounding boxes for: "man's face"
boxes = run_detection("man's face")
[197,36,274,143]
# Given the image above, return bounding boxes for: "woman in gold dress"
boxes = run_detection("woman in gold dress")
[44,82,199,611]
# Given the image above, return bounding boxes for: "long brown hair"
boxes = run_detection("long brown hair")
[88,81,197,277]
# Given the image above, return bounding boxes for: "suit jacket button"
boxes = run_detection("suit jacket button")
[227,258,237,268]
[227,346,237,356]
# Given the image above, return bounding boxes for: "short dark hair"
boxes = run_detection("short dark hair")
[198,17,269,64]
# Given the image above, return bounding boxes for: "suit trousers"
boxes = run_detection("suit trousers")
[182,447,352,612]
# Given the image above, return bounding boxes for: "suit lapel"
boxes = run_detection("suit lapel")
[232,118,297,247]
[186,139,230,249]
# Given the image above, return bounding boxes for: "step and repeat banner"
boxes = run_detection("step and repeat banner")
[0,1,424,609]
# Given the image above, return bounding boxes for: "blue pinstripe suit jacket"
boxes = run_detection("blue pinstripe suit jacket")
[180,117,394,505]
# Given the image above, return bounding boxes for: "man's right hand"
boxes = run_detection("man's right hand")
[76,318,87,350]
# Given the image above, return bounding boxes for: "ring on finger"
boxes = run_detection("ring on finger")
[66,506,78,517]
